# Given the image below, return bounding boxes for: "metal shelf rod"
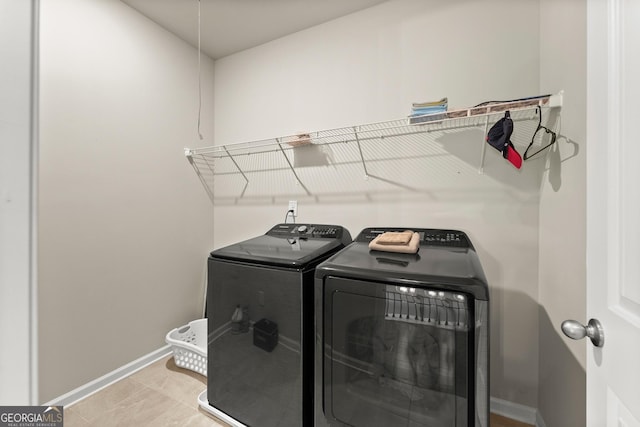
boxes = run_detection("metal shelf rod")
[185,94,560,158]
[189,113,537,161]
[184,93,563,200]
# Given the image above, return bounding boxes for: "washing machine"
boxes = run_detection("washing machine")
[314,227,489,427]
[201,223,352,427]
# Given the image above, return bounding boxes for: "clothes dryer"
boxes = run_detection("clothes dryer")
[314,227,489,427]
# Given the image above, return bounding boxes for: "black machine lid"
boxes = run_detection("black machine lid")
[316,227,489,300]
[209,223,352,268]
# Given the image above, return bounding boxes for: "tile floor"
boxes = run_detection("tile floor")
[63,355,532,426]
[64,356,226,426]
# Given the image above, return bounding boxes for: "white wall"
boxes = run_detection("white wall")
[38,0,214,402]
[0,0,37,405]
[538,0,587,425]
[212,0,544,408]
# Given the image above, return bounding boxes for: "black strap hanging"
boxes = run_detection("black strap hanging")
[523,106,557,160]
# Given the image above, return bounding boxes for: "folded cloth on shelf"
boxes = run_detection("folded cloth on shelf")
[412,97,448,109]
[369,231,420,254]
[409,97,448,118]
[409,105,447,117]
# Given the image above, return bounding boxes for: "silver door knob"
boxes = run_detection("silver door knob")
[561,318,604,347]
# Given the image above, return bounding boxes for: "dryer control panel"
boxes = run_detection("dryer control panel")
[356,227,471,248]
[267,223,346,239]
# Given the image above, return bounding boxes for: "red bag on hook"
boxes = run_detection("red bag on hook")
[486,110,522,169]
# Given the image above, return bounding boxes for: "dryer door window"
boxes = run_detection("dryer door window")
[323,277,472,427]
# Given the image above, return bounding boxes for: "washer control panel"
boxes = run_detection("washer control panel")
[267,223,345,239]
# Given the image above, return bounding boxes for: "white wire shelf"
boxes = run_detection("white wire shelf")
[185,93,562,203]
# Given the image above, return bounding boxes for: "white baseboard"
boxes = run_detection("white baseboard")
[44,345,173,407]
[536,410,548,427]
[491,396,547,427]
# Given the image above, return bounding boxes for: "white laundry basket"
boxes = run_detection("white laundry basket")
[165,318,207,377]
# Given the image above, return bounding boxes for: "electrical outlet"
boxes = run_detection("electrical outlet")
[288,200,298,218]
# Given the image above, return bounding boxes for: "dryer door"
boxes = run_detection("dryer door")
[320,276,473,427]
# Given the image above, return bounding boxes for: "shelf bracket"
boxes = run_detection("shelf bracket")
[479,116,490,174]
[276,140,311,196]
[223,146,249,198]
[353,126,369,179]
[185,150,216,204]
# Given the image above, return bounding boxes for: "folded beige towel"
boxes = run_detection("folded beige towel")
[375,231,413,245]
[369,231,420,254]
